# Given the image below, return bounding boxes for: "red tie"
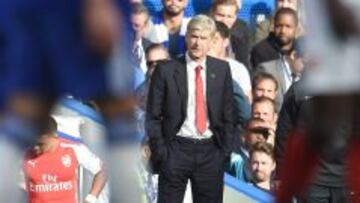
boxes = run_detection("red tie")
[195,66,207,134]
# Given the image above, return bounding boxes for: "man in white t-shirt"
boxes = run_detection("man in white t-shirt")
[208,21,252,102]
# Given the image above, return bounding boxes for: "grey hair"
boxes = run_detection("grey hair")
[186,15,216,37]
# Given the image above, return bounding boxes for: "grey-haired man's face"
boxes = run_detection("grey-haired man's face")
[186,29,213,62]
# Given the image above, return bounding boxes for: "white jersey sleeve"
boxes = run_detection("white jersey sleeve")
[61,143,102,175]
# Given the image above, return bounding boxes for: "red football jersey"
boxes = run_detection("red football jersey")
[23,139,102,203]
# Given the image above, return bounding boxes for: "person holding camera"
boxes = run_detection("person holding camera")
[251,97,278,146]
[228,117,273,182]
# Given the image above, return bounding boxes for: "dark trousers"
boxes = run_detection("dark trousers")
[157,136,226,203]
[300,184,348,203]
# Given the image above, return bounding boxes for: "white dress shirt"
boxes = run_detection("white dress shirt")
[177,53,213,139]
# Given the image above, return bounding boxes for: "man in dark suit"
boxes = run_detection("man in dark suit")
[146,15,235,203]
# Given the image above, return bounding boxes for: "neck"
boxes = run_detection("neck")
[163,11,184,33]
[256,181,271,190]
[190,55,206,64]
[281,42,294,54]
[207,51,222,60]
[46,139,59,153]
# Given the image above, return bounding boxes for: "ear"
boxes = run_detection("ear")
[274,113,278,123]
[272,161,276,171]
[224,38,230,49]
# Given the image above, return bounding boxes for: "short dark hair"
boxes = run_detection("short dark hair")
[40,116,58,136]
[215,21,230,39]
[274,7,298,26]
[211,0,239,13]
[145,43,169,58]
[252,96,277,113]
[250,142,275,161]
[131,2,149,17]
[252,72,279,91]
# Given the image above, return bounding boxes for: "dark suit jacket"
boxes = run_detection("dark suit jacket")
[230,19,251,68]
[146,56,235,169]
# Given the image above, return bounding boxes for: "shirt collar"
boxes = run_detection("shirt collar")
[185,52,207,70]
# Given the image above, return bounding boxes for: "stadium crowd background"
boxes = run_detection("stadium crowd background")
[5,0,359,202]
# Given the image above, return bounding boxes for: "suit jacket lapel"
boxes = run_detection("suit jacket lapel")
[173,57,188,115]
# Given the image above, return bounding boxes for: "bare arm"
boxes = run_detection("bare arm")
[88,169,107,198]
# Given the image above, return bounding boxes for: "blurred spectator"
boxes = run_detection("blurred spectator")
[211,0,251,68]
[250,8,299,70]
[136,44,170,111]
[252,72,278,101]
[130,0,143,3]
[22,117,106,203]
[254,0,303,44]
[274,81,305,174]
[208,22,251,121]
[135,44,169,150]
[251,97,277,146]
[147,0,191,58]
[249,142,276,193]
[131,2,154,88]
[0,0,141,202]
[256,38,305,108]
[228,118,269,182]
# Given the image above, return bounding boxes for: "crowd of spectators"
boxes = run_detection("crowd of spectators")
[17,0,356,202]
[131,0,316,202]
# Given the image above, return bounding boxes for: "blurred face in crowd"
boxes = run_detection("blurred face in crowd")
[34,134,58,155]
[210,31,228,58]
[186,28,213,62]
[250,151,276,183]
[277,0,298,11]
[253,79,277,100]
[141,143,152,162]
[131,12,149,38]
[162,0,188,16]
[245,120,268,147]
[212,4,238,29]
[274,13,298,47]
[252,101,276,124]
[146,48,169,77]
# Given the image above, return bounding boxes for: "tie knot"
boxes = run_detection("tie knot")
[195,66,202,73]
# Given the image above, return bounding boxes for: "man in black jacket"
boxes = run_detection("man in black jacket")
[250,8,298,71]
